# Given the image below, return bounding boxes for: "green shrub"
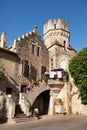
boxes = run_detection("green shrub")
[41,74,49,83]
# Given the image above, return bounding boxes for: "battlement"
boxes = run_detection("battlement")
[10,26,40,52]
[16,25,38,42]
[44,18,69,34]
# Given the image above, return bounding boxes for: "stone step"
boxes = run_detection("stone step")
[14,114,35,123]
[16,113,28,118]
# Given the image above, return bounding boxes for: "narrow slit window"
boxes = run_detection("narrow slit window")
[37,47,39,56]
[32,44,35,54]
[54,24,56,29]
[51,58,53,70]
[64,41,66,50]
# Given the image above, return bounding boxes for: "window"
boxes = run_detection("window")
[54,24,56,29]
[51,58,53,70]
[41,66,46,75]
[6,87,13,95]
[37,47,39,56]
[32,44,35,54]
[21,85,26,93]
[22,60,29,76]
[60,60,67,70]
[64,41,67,50]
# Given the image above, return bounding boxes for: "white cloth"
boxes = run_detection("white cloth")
[49,71,57,78]
[57,71,62,78]
[49,71,54,78]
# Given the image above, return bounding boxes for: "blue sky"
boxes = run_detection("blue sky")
[0,0,87,51]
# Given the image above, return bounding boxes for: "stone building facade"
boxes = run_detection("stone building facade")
[43,19,77,115]
[0,27,49,123]
[0,18,87,123]
[9,26,49,92]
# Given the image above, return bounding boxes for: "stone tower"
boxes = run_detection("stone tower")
[43,18,74,71]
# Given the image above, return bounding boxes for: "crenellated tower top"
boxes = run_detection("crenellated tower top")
[44,18,69,34]
[43,18,70,49]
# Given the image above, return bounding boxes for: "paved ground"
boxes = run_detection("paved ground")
[0,114,87,130]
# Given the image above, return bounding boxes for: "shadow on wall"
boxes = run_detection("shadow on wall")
[30,65,37,81]
[0,97,7,124]
[0,72,19,96]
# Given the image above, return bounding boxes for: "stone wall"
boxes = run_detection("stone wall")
[47,41,76,71]
[0,48,20,122]
[71,84,87,115]
[0,48,20,93]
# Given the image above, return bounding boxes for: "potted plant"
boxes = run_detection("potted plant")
[41,73,49,83]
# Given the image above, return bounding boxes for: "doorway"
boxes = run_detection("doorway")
[32,90,50,115]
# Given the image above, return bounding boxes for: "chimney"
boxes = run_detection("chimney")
[0,32,6,48]
[33,26,38,33]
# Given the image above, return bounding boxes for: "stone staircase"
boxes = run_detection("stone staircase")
[14,104,34,123]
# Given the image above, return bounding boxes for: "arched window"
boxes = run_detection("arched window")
[60,60,67,70]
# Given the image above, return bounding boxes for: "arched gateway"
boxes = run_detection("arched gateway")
[19,82,51,116]
[19,79,64,116]
[32,90,50,115]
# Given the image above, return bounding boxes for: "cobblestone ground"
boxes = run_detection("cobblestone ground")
[0,114,87,130]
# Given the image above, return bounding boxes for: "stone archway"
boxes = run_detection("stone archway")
[32,90,50,115]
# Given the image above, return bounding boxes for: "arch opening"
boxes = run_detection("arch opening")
[31,90,50,115]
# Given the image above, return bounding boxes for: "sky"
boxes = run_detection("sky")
[0,0,87,51]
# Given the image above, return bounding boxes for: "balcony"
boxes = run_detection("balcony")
[48,79,64,89]
[42,69,69,90]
